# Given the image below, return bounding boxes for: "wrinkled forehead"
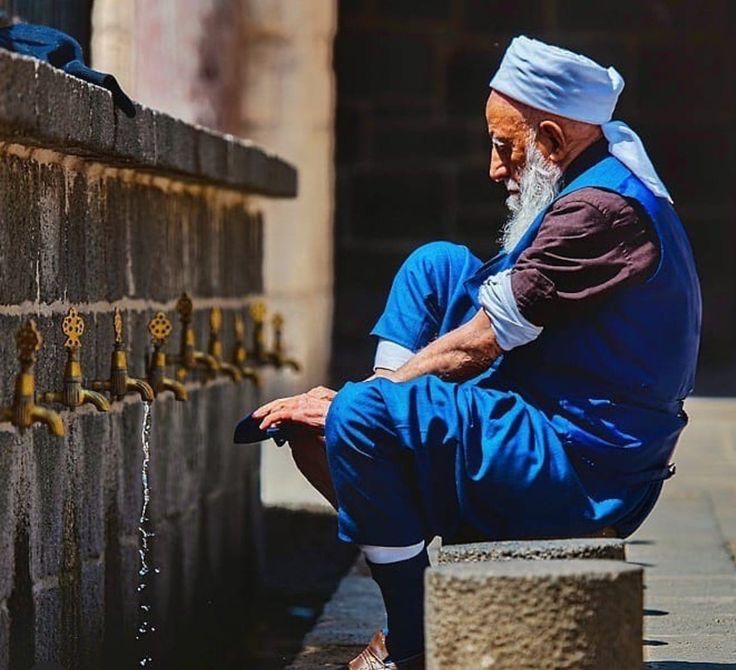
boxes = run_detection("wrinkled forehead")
[485,90,535,141]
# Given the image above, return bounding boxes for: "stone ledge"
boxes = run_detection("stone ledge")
[0,48,297,197]
[438,537,626,564]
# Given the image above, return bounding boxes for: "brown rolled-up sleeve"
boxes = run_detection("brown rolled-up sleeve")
[510,187,660,327]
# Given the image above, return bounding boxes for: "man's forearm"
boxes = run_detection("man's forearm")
[387,309,502,383]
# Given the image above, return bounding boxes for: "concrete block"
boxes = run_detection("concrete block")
[0,51,38,135]
[0,431,20,603]
[425,559,643,670]
[33,585,62,665]
[78,414,108,560]
[0,600,9,670]
[113,104,156,165]
[153,111,197,177]
[30,427,66,581]
[79,560,105,668]
[438,538,626,565]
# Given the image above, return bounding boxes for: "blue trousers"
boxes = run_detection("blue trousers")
[325,242,630,546]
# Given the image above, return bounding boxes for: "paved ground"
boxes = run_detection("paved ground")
[283,397,736,669]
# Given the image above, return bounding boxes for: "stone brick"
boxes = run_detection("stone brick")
[0,155,41,305]
[348,169,448,239]
[0,600,8,670]
[33,585,62,665]
[637,42,730,115]
[153,111,197,178]
[79,560,105,669]
[462,0,545,34]
[113,104,157,166]
[0,431,20,603]
[335,31,436,100]
[30,427,66,581]
[34,60,100,152]
[438,538,626,564]
[77,413,108,561]
[376,0,451,21]
[446,46,497,117]
[0,51,38,136]
[372,122,469,162]
[425,559,643,670]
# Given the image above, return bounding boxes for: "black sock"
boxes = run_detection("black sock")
[367,548,429,661]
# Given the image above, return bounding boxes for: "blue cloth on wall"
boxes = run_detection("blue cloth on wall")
[0,23,136,117]
[325,151,701,547]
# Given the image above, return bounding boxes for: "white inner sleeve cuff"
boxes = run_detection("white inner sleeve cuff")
[360,540,425,565]
[477,268,543,351]
[374,338,415,371]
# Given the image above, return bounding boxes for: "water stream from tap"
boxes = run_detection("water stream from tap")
[136,401,159,667]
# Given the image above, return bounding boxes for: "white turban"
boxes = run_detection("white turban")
[490,36,672,203]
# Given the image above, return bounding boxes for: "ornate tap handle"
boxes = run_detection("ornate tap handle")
[62,306,84,350]
[176,293,194,323]
[16,319,43,366]
[113,306,124,346]
[148,311,173,348]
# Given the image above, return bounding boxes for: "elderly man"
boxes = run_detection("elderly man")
[249,36,701,669]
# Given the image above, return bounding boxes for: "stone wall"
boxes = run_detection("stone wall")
[0,48,296,669]
[332,0,735,393]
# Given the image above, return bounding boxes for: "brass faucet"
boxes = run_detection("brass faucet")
[145,311,188,401]
[39,307,111,412]
[170,293,220,383]
[247,302,301,371]
[91,307,154,402]
[231,315,260,387]
[248,301,269,366]
[0,320,64,436]
[207,308,242,383]
[270,313,301,372]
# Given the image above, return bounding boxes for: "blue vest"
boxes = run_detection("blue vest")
[465,155,702,531]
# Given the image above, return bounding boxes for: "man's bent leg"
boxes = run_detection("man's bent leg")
[371,241,483,355]
[325,382,432,663]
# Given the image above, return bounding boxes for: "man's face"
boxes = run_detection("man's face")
[485,91,535,203]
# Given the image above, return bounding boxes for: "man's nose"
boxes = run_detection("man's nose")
[489,148,508,182]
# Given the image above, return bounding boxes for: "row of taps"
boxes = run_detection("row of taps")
[0,293,300,438]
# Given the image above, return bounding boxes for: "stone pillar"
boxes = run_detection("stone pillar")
[425,559,643,670]
[237,1,337,506]
[91,0,338,506]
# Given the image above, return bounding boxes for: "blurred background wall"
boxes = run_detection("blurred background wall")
[331,0,736,396]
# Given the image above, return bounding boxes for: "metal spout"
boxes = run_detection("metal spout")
[232,315,261,387]
[40,308,110,413]
[91,308,155,403]
[171,293,221,383]
[146,311,188,401]
[0,320,64,436]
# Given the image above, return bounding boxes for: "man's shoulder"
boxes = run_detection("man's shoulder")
[548,186,641,222]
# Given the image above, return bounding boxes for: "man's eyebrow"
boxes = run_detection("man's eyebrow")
[491,135,510,148]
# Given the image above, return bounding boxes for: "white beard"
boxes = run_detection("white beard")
[500,141,563,253]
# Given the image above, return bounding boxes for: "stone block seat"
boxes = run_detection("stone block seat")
[438,537,626,564]
[425,559,643,670]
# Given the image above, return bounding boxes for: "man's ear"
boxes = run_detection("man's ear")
[537,119,567,164]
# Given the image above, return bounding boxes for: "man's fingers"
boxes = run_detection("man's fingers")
[252,394,302,418]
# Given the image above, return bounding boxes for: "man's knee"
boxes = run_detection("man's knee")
[325,381,391,457]
[402,241,472,281]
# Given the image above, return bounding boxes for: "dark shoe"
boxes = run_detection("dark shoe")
[347,630,425,670]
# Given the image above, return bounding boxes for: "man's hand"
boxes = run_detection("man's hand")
[252,385,337,432]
